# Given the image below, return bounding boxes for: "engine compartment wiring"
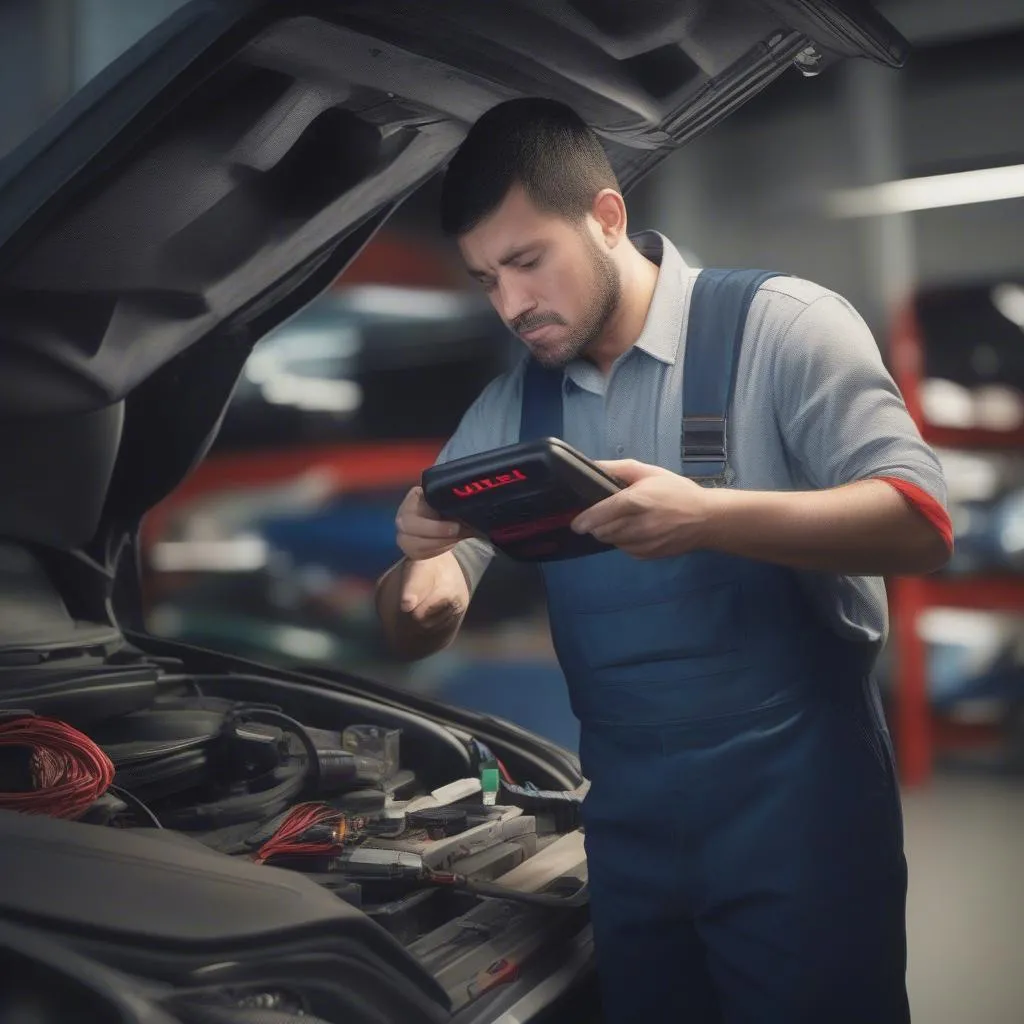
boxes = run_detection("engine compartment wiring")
[0,714,115,819]
[252,802,350,864]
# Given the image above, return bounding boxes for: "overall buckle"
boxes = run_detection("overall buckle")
[681,415,729,486]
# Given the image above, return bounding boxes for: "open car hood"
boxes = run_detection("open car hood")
[0,0,907,647]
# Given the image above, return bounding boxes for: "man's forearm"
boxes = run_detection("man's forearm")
[702,479,950,576]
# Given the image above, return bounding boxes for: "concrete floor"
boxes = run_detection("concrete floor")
[903,773,1024,1024]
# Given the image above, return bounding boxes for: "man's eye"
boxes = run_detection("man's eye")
[520,257,541,270]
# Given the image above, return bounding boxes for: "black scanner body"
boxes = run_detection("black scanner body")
[421,438,621,562]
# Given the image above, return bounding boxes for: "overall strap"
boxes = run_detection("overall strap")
[519,357,564,442]
[682,268,785,484]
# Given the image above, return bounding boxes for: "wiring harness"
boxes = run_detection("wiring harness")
[248,799,589,908]
[251,802,351,864]
[0,713,115,819]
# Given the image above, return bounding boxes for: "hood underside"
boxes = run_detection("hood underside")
[0,0,906,593]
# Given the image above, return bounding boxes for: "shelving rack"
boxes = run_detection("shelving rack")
[888,300,1024,787]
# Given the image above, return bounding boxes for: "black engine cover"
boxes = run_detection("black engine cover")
[0,809,449,1022]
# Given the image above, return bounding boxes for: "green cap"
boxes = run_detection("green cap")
[481,767,500,794]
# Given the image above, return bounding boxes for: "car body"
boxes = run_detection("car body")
[0,2,907,1021]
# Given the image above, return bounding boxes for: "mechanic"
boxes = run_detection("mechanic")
[375,98,951,1023]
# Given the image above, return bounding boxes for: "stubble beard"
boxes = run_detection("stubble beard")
[529,236,622,370]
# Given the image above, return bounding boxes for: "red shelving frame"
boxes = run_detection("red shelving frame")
[888,303,1024,787]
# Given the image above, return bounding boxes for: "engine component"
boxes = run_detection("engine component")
[342,725,401,779]
[252,802,350,864]
[481,763,500,806]
[499,781,584,834]
[367,808,535,873]
[407,807,469,839]
[353,807,407,840]
[313,748,389,793]
[0,713,114,819]
[0,809,451,1021]
[335,788,387,814]
[330,848,426,880]
[405,777,481,815]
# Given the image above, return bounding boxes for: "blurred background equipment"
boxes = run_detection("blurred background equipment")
[889,278,1024,787]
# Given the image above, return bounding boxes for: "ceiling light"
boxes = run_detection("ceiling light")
[992,283,1024,329]
[261,374,362,414]
[150,535,269,573]
[340,286,477,320]
[826,164,1024,218]
[272,625,337,661]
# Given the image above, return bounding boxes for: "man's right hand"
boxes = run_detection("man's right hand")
[393,554,469,633]
[376,486,475,660]
[395,485,473,561]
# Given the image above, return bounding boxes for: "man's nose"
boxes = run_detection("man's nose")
[496,277,535,325]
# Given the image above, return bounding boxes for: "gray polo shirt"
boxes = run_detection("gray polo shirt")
[436,232,947,648]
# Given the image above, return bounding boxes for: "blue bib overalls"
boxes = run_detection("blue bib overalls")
[520,270,911,1023]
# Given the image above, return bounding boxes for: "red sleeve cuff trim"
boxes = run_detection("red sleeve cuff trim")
[875,476,954,551]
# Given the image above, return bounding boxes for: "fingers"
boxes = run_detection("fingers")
[571,492,632,534]
[587,517,635,546]
[399,576,463,626]
[396,486,469,560]
[572,510,662,557]
[571,465,665,534]
[404,594,462,627]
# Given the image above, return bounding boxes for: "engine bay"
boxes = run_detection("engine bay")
[0,638,589,1021]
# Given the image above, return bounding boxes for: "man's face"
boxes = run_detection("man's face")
[458,185,621,368]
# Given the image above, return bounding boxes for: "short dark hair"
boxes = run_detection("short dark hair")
[440,97,620,237]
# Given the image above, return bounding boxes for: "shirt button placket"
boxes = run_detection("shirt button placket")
[607,362,627,459]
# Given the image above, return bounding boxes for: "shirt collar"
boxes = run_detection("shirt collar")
[628,230,689,366]
[561,231,690,394]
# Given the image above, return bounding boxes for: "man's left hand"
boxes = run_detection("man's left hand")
[571,459,714,559]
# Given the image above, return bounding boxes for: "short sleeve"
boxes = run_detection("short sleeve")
[432,363,525,592]
[434,361,524,465]
[770,291,948,508]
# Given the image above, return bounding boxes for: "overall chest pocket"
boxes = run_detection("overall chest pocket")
[545,550,749,683]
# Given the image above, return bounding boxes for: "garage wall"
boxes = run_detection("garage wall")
[635,31,1024,340]
[637,69,871,309]
[904,45,1024,286]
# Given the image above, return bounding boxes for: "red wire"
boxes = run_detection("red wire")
[496,758,515,785]
[0,716,115,819]
[253,802,348,863]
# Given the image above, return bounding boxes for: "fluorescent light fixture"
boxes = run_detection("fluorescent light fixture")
[246,327,360,384]
[272,625,336,661]
[935,449,1002,504]
[261,374,362,414]
[917,608,1011,651]
[340,285,475,320]
[992,283,1024,330]
[1000,512,1024,557]
[826,164,1024,218]
[919,378,975,428]
[150,535,269,573]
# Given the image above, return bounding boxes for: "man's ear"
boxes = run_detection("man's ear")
[591,189,628,247]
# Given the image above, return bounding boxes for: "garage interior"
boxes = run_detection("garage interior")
[2,2,1023,1021]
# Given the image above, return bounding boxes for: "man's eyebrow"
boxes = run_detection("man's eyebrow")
[498,243,543,266]
[466,242,544,280]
